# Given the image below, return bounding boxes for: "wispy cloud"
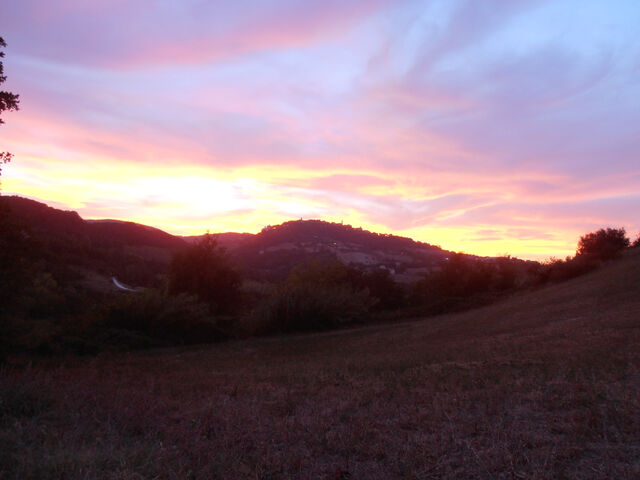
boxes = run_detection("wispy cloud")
[1,0,639,259]
[3,0,391,67]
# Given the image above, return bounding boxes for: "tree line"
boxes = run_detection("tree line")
[1,34,639,357]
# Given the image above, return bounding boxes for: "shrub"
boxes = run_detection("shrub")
[102,289,226,344]
[531,227,632,286]
[358,268,406,310]
[168,234,241,314]
[411,254,531,314]
[287,258,405,311]
[249,283,373,334]
[248,259,374,334]
[534,255,597,284]
[494,255,519,290]
[286,258,357,287]
[632,234,640,248]
[0,203,43,314]
[576,227,630,261]
[413,254,491,305]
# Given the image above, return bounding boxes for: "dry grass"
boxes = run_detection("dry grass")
[2,251,640,479]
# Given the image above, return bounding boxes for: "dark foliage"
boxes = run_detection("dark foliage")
[250,283,373,334]
[1,196,185,287]
[576,227,630,261]
[286,258,357,287]
[411,254,528,314]
[358,268,406,310]
[240,245,338,282]
[255,219,442,253]
[249,259,374,333]
[2,193,637,359]
[102,289,227,345]
[1,36,20,178]
[287,258,406,311]
[232,219,449,282]
[632,233,640,248]
[533,227,631,286]
[0,202,51,359]
[534,255,597,284]
[2,249,640,479]
[0,201,38,311]
[169,234,241,314]
[0,197,195,358]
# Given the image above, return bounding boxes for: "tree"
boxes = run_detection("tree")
[251,258,373,333]
[358,268,405,310]
[1,36,20,182]
[286,258,355,287]
[576,227,630,261]
[168,234,241,314]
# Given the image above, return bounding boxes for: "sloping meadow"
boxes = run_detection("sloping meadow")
[2,251,639,479]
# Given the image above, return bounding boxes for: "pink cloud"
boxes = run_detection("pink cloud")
[3,0,640,259]
[2,0,390,68]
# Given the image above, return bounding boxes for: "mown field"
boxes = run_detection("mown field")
[2,251,639,479]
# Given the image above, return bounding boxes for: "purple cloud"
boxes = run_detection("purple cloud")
[2,0,639,258]
[2,0,391,68]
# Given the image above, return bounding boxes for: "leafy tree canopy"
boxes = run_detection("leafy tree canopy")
[576,227,630,261]
[168,234,241,314]
[1,36,20,177]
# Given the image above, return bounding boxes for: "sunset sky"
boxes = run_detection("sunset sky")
[1,0,639,260]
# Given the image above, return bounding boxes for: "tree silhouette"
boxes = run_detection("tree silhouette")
[168,234,241,314]
[1,36,20,183]
[576,227,630,261]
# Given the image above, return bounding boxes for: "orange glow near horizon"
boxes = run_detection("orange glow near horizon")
[4,155,581,261]
[1,0,639,262]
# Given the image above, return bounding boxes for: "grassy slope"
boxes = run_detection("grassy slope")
[2,251,639,479]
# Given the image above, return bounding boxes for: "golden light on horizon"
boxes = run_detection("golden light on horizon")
[2,0,638,262]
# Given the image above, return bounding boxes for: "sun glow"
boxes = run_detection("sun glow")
[1,153,601,260]
[2,0,639,260]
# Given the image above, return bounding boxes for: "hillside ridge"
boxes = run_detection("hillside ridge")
[2,195,463,282]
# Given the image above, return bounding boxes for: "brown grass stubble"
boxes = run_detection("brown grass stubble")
[1,251,639,479]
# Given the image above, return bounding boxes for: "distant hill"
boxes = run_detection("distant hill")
[3,196,186,252]
[182,232,254,250]
[183,219,461,282]
[2,195,521,285]
[223,219,456,282]
[1,196,187,288]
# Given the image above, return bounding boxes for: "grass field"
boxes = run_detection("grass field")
[2,251,639,479]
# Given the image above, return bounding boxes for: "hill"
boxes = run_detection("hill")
[3,196,184,250]
[194,219,457,282]
[2,196,473,285]
[183,232,254,250]
[1,195,187,288]
[2,250,638,478]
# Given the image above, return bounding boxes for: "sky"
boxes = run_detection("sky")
[1,0,639,260]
